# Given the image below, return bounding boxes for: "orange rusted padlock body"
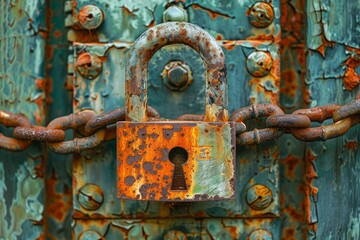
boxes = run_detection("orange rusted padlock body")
[117,121,236,201]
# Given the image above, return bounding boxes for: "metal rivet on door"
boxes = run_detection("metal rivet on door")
[246,184,273,210]
[247,229,273,240]
[246,51,273,77]
[76,53,102,80]
[163,5,188,22]
[247,2,274,28]
[77,183,104,210]
[78,230,103,240]
[78,5,104,30]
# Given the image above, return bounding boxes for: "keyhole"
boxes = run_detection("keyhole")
[168,147,188,191]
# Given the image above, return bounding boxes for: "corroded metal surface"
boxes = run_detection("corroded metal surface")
[117,122,236,201]
[45,1,73,239]
[305,0,360,238]
[126,22,228,122]
[4,0,359,239]
[70,0,280,43]
[69,2,281,228]
[0,0,47,239]
[72,218,281,239]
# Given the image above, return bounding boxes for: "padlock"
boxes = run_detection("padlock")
[117,22,236,201]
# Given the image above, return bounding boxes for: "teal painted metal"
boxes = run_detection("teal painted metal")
[304,1,360,239]
[45,0,73,239]
[70,0,281,238]
[71,40,281,215]
[0,0,359,239]
[0,1,47,239]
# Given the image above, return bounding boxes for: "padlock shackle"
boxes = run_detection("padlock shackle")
[125,22,228,122]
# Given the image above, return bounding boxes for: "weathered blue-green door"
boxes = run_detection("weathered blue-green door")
[0,0,359,239]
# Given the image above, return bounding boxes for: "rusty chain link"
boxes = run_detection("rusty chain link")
[0,99,359,153]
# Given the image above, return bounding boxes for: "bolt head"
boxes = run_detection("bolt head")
[246,51,273,77]
[246,184,273,210]
[77,184,104,211]
[163,5,188,22]
[162,61,193,91]
[76,53,102,80]
[78,5,104,30]
[78,230,102,240]
[248,2,274,28]
[248,229,272,240]
[168,65,188,87]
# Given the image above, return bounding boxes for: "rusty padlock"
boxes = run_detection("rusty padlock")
[117,22,236,201]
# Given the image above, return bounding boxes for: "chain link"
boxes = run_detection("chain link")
[0,99,359,153]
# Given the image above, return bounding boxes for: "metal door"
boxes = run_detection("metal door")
[0,0,359,239]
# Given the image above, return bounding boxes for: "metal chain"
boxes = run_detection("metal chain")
[1,99,359,153]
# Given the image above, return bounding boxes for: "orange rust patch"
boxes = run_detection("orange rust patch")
[316,34,335,57]
[216,34,223,40]
[344,140,358,151]
[35,78,46,90]
[53,30,62,38]
[33,96,45,125]
[283,205,304,222]
[303,149,318,229]
[280,71,298,98]
[122,6,136,16]
[35,160,45,178]
[247,34,274,41]
[281,227,296,240]
[35,233,45,240]
[191,4,232,19]
[343,67,360,91]
[281,155,300,180]
[46,177,71,223]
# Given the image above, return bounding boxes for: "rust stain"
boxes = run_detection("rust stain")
[46,176,72,223]
[122,6,137,17]
[191,4,233,19]
[35,78,46,90]
[33,96,45,125]
[35,160,45,179]
[343,46,360,90]
[53,30,62,38]
[281,227,296,240]
[281,155,300,180]
[280,70,298,98]
[344,140,358,151]
[304,149,318,230]
[343,67,360,90]
[36,233,45,240]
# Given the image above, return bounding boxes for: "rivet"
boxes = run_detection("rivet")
[78,230,103,240]
[78,5,104,30]
[77,183,104,210]
[248,229,272,240]
[246,184,273,210]
[246,51,273,77]
[247,2,274,28]
[76,53,102,80]
[163,5,188,22]
[162,61,193,91]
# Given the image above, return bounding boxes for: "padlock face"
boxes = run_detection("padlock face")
[116,121,236,201]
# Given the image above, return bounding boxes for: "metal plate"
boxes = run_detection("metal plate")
[70,0,280,42]
[116,121,236,201]
[71,41,280,218]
